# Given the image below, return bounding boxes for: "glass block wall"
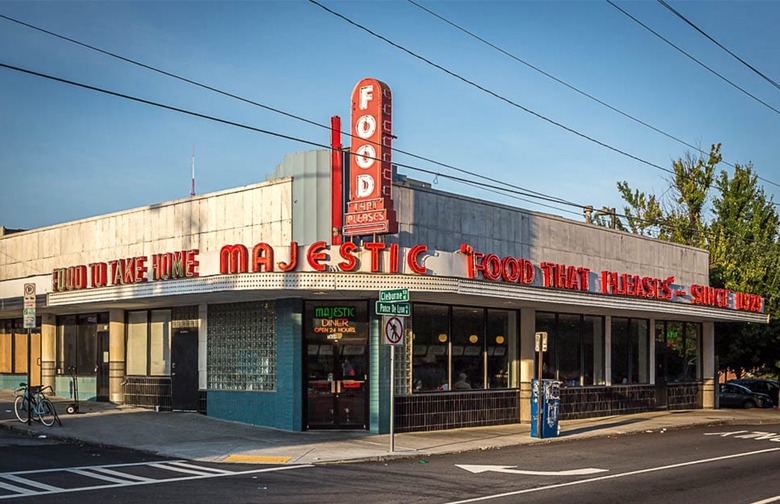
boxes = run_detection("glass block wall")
[207,301,276,391]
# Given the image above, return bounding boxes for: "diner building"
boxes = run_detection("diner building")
[0,148,767,433]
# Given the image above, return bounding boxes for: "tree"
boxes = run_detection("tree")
[709,162,780,377]
[611,144,780,378]
[612,144,721,247]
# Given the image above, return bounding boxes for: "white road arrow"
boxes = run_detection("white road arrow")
[456,464,608,476]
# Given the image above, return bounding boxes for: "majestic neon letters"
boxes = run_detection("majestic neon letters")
[52,241,763,314]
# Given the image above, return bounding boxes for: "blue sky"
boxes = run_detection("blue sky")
[1,1,779,231]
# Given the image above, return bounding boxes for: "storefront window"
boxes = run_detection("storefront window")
[656,321,700,383]
[611,317,649,384]
[558,314,580,386]
[536,312,605,386]
[684,323,700,382]
[535,312,556,380]
[412,305,514,392]
[487,310,509,388]
[0,319,41,380]
[150,310,171,375]
[411,304,449,392]
[0,320,12,374]
[126,311,148,375]
[452,307,484,389]
[583,316,605,385]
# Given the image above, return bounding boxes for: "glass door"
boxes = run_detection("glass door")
[305,302,368,430]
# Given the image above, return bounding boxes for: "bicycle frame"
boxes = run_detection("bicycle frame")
[14,383,61,427]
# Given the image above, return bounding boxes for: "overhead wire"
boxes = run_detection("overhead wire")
[606,0,780,119]
[407,0,780,192]
[657,0,780,92]
[0,61,716,241]
[652,0,780,191]
[0,12,577,209]
[0,62,583,210]
[0,12,771,244]
[4,7,767,229]
[307,0,676,176]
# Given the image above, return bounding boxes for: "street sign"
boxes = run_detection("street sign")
[375,301,410,317]
[379,288,409,303]
[383,316,405,345]
[23,283,36,329]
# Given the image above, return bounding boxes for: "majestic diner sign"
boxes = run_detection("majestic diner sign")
[51,241,763,314]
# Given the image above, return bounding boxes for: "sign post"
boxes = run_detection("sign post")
[383,315,405,452]
[534,331,548,439]
[378,288,409,453]
[23,283,36,426]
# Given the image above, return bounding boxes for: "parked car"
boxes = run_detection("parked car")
[728,378,779,406]
[719,382,773,409]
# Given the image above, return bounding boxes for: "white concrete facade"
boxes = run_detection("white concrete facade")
[0,151,768,430]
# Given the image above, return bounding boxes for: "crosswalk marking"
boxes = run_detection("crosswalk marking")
[89,467,153,482]
[0,474,60,492]
[0,460,313,500]
[0,481,36,496]
[166,461,231,474]
[67,468,134,485]
[148,462,218,476]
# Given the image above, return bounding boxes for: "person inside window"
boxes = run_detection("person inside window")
[454,372,472,390]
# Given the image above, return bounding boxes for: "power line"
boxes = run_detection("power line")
[6,60,773,250]
[0,60,713,241]
[0,12,577,209]
[407,0,780,192]
[657,0,780,92]
[0,61,584,211]
[606,0,780,118]
[307,0,675,176]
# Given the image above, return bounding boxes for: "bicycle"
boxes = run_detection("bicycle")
[13,383,61,427]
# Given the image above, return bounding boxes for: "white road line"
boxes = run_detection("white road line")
[5,459,181,476]
[446,447,780,504]
[0,481,36,496]
[165,461,231,474]
[88,467,152,483]
[148,463,216,476]
[0,474,60,492]
[0,464,313,500]
[67,468,134,485]
[751,497,780,504]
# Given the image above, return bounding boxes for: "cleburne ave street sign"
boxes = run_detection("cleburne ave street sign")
[379,288,409,303]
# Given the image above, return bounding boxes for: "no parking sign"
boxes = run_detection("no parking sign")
[383,316,404,346]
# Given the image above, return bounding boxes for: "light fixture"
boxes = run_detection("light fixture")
[438,333,448,343]
[469,334,479,344]
[495,335,505,344]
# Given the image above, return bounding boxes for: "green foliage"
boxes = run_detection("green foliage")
[614,144,780,377]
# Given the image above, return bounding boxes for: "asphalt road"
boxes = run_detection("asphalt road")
[2,424,780,503]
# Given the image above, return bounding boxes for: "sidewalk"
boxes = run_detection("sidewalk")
[2,390,780,465]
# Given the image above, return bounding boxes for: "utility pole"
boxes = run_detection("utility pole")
[595,207,617,229]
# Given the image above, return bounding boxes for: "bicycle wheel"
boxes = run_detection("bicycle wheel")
[13,395,29,423]
[39,399,56,427]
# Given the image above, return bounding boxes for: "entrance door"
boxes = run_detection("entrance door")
[305,302,369,429]
[171,327,199,411]
[96,330,109,401]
